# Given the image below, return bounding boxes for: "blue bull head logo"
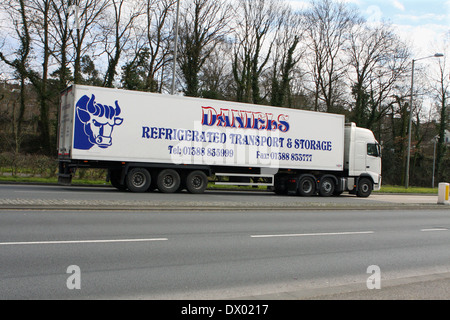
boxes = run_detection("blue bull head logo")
[74,94,124,150]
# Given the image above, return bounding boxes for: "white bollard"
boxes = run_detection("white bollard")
[437,183,450,205]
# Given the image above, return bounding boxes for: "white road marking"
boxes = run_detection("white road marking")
[250,231,374,238]
[420,228,448,232]
[0,238,168,246]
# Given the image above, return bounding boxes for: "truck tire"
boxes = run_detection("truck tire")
[186,171,208,194]
[126,168,151,193]
[318,177,335,197]
[357,178,372,197]
[157,169,181,193]
[298,176,316,197]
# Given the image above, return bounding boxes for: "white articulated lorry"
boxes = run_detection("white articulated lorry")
[58,84,382,197]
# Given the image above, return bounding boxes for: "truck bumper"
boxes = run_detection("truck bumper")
[373,176,382,191]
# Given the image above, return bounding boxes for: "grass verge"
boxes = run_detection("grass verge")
[0,175,107,185]
[375,185,438,194]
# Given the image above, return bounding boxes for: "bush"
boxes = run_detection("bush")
[0,152,108,181]
[0,152,57,177]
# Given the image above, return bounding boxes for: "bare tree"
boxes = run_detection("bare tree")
[0,0,56,153]
[49,0,73,90]
[70,0,110,85]
[177,0,232,97]
[232,0,283,104]
[385,90,411,185]
[270,6,305,107]
[101,0,145,87]
[27,0,56,153]
[143,0,176,92]
[199,38,234,99]
[303,0,360,113]
[347,22,411,130]
[0,0,32,148]
[430,54,449,182]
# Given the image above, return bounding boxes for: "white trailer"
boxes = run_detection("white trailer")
[58,85,381,197]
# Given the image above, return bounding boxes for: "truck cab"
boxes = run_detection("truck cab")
[277,122,382,198]
[344,123,382,195]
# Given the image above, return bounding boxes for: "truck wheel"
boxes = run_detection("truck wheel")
[157,169,181,193]
[318,177,335,197]
[357,178,372,197]
[126,168,151,193]
[186,171,208,194]
[298,176,316,196]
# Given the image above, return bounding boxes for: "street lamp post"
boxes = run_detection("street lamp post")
[405,53,444,189]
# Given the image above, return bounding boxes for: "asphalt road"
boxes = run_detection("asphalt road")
[0,183,440,211]
[0,184,449,301]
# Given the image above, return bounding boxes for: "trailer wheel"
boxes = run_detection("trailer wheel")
[357,178,372,197]
[318,177,335,197]
[126,168,151,193]
[186,171,208,194]
[157,169,181,193]
[298,176,316,196]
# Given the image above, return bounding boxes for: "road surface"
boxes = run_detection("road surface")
[0,183,440,211]
[0,184,449,300]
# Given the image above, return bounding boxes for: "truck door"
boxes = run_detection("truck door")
[353,141,367,174]
[366,143,381,178]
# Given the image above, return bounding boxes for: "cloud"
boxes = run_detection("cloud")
[392,0,405,11]
[396,13,448,23]
[341,0,362,4]
[365,5,384,24]
[286,0,310,11]
[392,23,449,57]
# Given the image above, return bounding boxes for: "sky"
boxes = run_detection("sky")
[291,0,450,57]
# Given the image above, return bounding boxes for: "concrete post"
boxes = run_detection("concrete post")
[437,182,450,205]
